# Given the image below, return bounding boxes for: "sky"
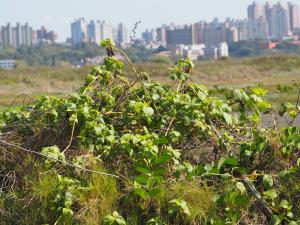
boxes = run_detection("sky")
[1,0,299,42]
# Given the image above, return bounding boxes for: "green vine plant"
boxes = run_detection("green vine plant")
[0,38,300,225]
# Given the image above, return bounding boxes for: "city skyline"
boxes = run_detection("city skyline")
[2,0,300,42]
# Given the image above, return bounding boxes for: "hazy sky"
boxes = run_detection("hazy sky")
[1,0,299,41]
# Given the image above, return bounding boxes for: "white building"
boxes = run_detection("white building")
[0,60,16,69]
[100,21,114,41]
[218,42,229,58]
[289,2,300,31]
[203,42,229,60]
[175,44,206,60]
[71,19,116,45]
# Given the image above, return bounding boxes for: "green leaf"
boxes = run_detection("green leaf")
[135,166,151,175]
[62,208,74,216]
[134,188,148,201]
[143,106,154,117]
[152,94,160,101]
[155,154,172,164]
[289,110,297,119]
[217,157,225,169]
[135,175,149,185]
[263,174,274,189]
[153,167,167,176]
[223,157,238,167]
[149,188,163,198]
[223,112,232,124]
[263,189,278,200]
[251,87,268,96]
[279,200,292,210]
[69,114,78,124]
[270,215,282,225]
[236,182,246,194]
[288,221,298,225]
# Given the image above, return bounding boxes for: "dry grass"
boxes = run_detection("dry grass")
[1,55,300,107]
[166,180,215,222]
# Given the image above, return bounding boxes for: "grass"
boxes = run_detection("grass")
[1,55,300,107]
[166,180,215,223]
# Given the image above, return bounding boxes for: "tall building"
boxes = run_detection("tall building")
[266,2,291,39]
[156,26,168,47]
[248,2,266,20]
[117,23,128,47]
[1,23,13,46]
[100,21,114,41]
[22,23,33,47]
[288,2,300,31]
[142,29,153,44]
[166,25,194,46]
[203,24,227,46]
[71,18,88,44]
[237,18,269,40]
[142,29,157,45]
[218,42,229,58]
[87,20,101,43]
[15,23,23,47]
[70,18,119,45]
[226,26,239,43]
[193,21,206,44]
[0,22,33,47]
[36,26,57,43]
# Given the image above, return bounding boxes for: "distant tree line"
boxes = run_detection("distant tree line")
[0,42,157,67]
[0,40,299,67]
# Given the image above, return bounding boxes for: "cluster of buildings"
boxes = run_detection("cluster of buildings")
[2,1,300,63]
[141,1,300,60]
[174,43,229,60]
[70,18,128,47]
[0,22,57,48]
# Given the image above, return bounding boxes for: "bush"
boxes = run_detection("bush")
[0,39,300,224]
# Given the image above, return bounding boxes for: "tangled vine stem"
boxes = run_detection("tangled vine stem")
[0,140,120,178]
[62,117,77,154]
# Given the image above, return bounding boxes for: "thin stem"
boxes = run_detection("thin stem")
[0,139,119,178]
[62,118,77,154]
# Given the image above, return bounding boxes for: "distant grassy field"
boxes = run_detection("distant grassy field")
[1,55,300,108]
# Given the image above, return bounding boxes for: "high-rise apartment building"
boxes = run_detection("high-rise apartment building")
[237,18,269,40]
[36,26,58,43]
[203,24,227,46]
[0,22,33,47]
[117,23,128,47]
[166,25,194,46]
[71,18,88,44]
[87,20,101,44]
[100,21,114,41]
[1,23,13,46]
[193,21,206,44]
[226,26,239,43]
[71,19,125,45]
[266,2,291,39]
[156,26,168,47]
[289,2,300,31]
[248,1,266,20]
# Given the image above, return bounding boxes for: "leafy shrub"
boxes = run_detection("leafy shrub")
[0,39,300,225]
